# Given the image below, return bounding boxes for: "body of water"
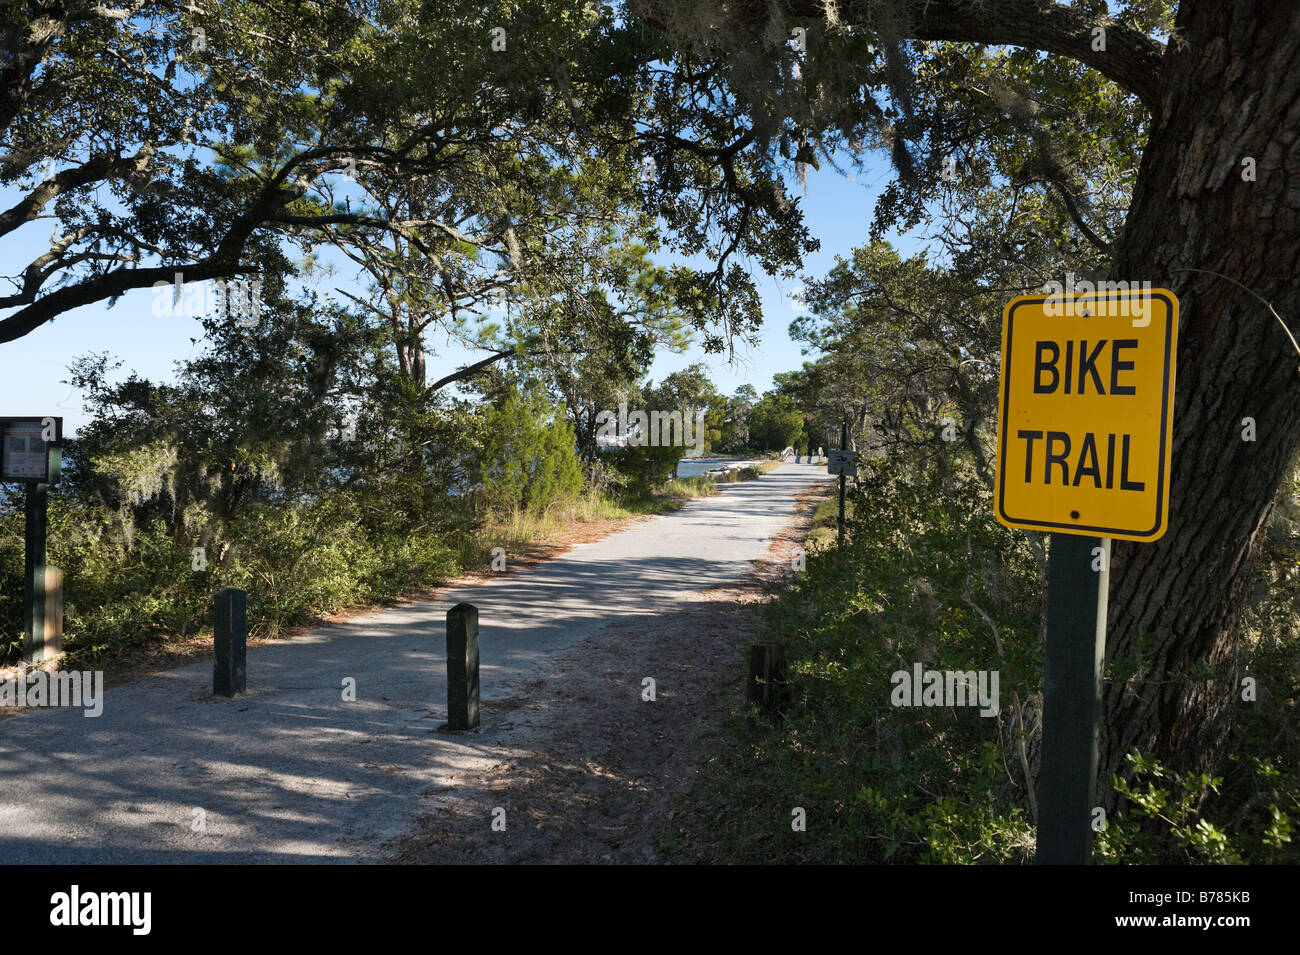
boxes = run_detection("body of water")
[674,456,757,478]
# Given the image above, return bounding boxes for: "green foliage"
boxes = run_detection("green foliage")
[682,446,1300,865]
[747,392,805,451]
[1096,751,1298,865]
[685,453,1043,863]
[5,1,813,358]
[647,363,725,458]
[478,385,583,518]
[716,385,760,453]
[602,443,684,493]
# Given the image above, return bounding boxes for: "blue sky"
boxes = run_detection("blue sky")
[0,151,925,435]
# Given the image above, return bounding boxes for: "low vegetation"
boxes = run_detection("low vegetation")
[680,453,1300,864]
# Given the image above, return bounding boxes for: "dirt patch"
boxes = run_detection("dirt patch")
[381,480,833,864]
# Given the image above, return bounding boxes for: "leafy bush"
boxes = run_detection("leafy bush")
[685,455,1043,862]
[1096,751,1297,864]
[479,386,583,517]
[683,449,1300,864]
[602,443,684,491]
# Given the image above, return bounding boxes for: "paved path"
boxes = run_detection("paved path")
[0,463,831,863]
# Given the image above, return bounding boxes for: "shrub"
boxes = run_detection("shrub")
[682,454,1043,863]
[479,386,583,517]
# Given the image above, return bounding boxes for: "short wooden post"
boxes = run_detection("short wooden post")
[446,602,480,730]
[747,643,789,717]
[40,565,62,658]
[213,587,247,697]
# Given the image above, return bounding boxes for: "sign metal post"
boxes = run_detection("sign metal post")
[1037,533,1109,863]
[3,416,64,663]
[826,426,858,546]
[994,288,1177,864]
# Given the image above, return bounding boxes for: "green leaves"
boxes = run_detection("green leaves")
[1099,748,1299,864]
[478,384,582,518]
[680,447,1043,863]
[747,392,804,452]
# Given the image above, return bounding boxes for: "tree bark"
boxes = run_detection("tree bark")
[424,348,517,395]
[408,326,426,387]
[1099,0,1300,800]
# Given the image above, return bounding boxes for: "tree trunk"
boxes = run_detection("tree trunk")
[405,310,427,387]
[1100,0,1300,802]
[409,337,426,387]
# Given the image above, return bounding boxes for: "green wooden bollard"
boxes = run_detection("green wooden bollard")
[213,587,247,697]
[446,603,480,731]
[747,643,789,718]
